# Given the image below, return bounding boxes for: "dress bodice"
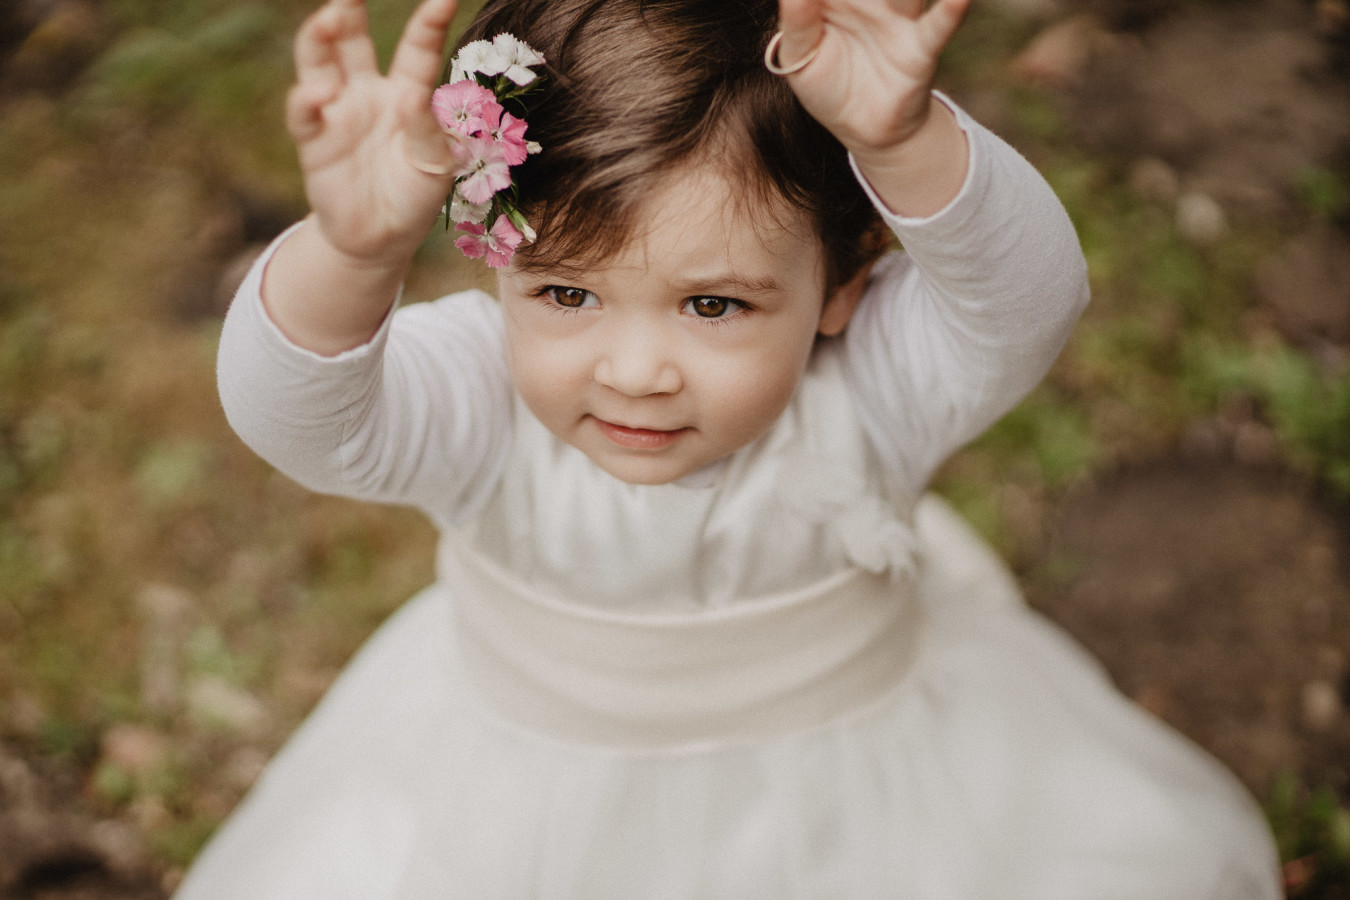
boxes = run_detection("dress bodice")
[450,345,921,614]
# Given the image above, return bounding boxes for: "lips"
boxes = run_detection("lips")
[593,418,689,450]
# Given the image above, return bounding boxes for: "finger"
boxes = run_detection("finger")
[286,79,340,142]
[916,0,972,55]
[398,88,472,178]
[294,2,346,88]
[330,0,380,76]
[389,0,458,87]
[775,0,825,69]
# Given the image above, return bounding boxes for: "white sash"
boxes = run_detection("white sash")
[439,536,924,750]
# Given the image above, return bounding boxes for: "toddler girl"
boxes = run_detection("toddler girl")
[178,0,1282,895]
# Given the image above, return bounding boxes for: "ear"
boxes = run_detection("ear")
[817,260,876,337]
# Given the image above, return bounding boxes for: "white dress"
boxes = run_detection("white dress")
[178,104,1281,898]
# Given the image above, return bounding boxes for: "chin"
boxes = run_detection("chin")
[590,453,696,486]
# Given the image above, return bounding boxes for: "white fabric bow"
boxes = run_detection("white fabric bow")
[776,456,918,579]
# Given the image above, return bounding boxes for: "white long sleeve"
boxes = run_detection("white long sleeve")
[216,101,1088,523]
[839,98,1090,491]
[216,251,513,527]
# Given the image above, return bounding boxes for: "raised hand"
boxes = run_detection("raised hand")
[287,0,467,264]
[773,0,971,215]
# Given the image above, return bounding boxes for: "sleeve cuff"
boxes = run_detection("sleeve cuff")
[240,221,402,368]
[847,91,986,234]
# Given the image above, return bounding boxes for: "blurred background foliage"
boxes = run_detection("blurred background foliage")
[1,0,1348,895]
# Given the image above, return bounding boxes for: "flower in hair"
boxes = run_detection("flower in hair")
[449,192,491,226]
[490,34,547,85]
[454,217,525,268]
[456,138,513,204]
[433,34,545,268]
[485,107,531,165]
[431,80,495,135]
[452,34,546,86]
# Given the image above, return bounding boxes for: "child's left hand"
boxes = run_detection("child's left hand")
[774,0,971,216]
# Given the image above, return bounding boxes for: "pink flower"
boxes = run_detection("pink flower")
[455,137,512,204]
[431,80,499,137]
[486,109,530,166]
[454,217,524,268]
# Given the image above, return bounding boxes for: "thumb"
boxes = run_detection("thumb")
[398,88,472,178]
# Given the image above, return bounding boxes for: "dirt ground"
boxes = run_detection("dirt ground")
[1028,2,1350,893]
[1033,457,1350,791]
[1,0,1348,896]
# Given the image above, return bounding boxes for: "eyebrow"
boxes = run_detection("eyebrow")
[674,273,784,296]
[515,266,786,297]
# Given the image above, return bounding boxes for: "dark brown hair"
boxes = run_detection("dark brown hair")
[458,0,889,293]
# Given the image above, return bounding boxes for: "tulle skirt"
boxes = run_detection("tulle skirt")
[174,498,1280,899]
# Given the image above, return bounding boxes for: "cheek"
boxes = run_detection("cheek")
[504,325,587,422]
[698,330,815,441]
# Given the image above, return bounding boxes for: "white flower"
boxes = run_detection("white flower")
[449,189,492,225]
[455,39,506,78]
[491,33,546,86]
[525,141,542,155]
[519,219,537,243]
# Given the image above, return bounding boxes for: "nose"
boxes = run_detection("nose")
[592,318,682,397]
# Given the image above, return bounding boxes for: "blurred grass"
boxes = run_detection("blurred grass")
[0,0,1347,884]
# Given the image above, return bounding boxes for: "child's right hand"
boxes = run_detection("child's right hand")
[287,0,467,266]
[256,0,468,355]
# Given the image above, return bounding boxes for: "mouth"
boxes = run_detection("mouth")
[592,418,690,451]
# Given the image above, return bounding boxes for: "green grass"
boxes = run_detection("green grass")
[1268,773,1350,897]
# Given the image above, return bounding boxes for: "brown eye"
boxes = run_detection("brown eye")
[546,286,596,308]
[688,296,729,318]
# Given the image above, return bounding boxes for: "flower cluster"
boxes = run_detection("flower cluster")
[432,34,545,268]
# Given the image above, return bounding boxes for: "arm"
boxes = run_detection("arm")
[267,0,470,355]
[774,0,1088,491]
[218,233,514,526]
[774,0,971,217]
[840,101,1090,492]
[217,0,511,523]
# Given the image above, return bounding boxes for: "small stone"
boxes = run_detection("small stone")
[99,724,169,777]
[187,676,270,738]
[1304,541,1338,575]
[1179,419,1226,459]
[6,691,46,739]
[128,794,172,832]
[88,818,147,877]
[1255,227,1350,346]
[1232,421,1278,466]
[1175,191,1228,246]
[138,584,193,717]
[1301,680,1342,731]
[1011,15,1104,87]
[0,744,42,810]
[1129,157,1181,206]
[222,746,269,792]
[1316,645,1346,673]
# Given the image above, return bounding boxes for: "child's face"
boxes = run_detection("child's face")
[496,163,860,485]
